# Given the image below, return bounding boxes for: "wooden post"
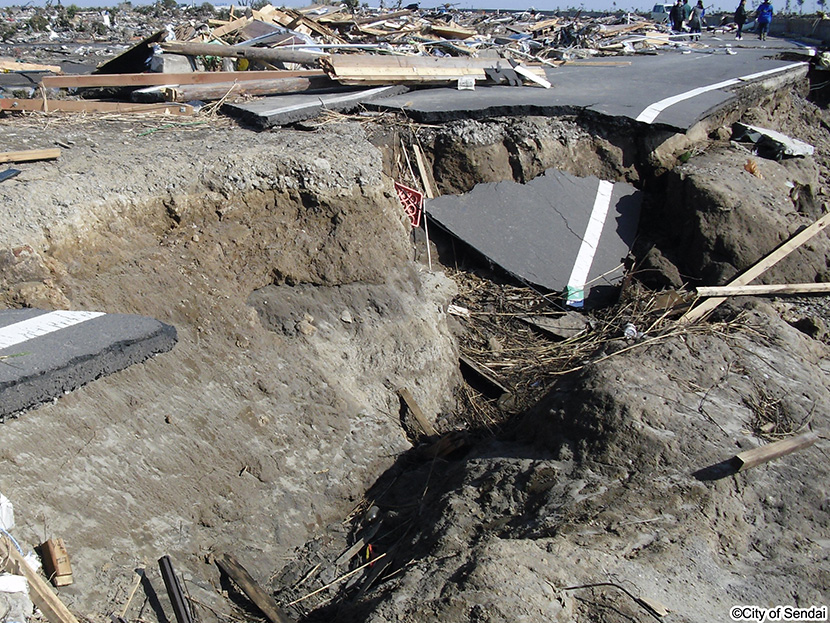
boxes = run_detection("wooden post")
[215,553,292,623]
[731,432,818,472]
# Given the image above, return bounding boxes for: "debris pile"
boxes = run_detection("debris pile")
[0,5,703,125]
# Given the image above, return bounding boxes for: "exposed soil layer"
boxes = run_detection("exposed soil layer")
[0,74,828,623]
[0,117,459,619]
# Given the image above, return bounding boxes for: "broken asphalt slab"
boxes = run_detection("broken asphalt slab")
[732,121,815,159]
[426,169,641,304]
[222,85,407,128]
[370,37,811,130]
[0,309,176,419]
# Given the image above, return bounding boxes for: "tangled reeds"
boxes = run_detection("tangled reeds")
[447,270,748,431]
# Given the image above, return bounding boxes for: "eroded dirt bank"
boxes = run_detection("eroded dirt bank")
[0,74,827,623]
[0,119,459,617]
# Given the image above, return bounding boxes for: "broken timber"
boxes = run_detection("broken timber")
[681,211,830,323]
[696,283,830,297]
[397,387,437,437]
[41,70,326,89]
[731,432,818,472]
[215,553,291,623]
[0,58,62,73]
[160,41,323,68]
[0,537,80,623]
[0,148,60,164]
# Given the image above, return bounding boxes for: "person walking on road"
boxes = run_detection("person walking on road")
[682,0,693,24]
[756,0,773,41]
[689,0,705,40]
[734,0,748,40]
[670,0,684,32]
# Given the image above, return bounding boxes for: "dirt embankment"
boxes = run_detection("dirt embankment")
[276,83,830,621]
[0,118,459,617]
[0,72,828,623]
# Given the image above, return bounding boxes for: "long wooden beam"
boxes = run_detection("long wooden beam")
[696,283,830,297]
[0,58,62,73]
[41,70,325,89]
[0,99,195,115]
[163,75,335,102]
[160,41,323,67]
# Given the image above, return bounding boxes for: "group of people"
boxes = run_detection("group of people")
[734,0,774,41]
[669,0,775,43]
[669,0,706,39]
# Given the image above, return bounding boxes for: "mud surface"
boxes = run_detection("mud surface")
[0,75,828,623]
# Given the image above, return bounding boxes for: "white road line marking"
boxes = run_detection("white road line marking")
[635,62,806,124]
[563,61,807,303]
[565,180,614,306]
[259,86,398,115]
[0,311,105,351]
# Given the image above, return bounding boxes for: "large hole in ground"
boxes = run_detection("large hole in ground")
[0,72,828,623]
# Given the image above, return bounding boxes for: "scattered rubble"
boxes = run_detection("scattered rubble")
[0,4,742,124]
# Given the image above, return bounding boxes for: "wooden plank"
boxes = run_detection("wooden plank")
[397,387,437,437]
[681,211,830,323]
[210,16,252,39]
[530,18,561,32]
[0,99,194,115]
[40,538,73,587]
[215,553,291,623]
[326,53,522,69]
[696,283,830,297]
[459,354,511,397]
[0,537,81,623]
[0,148,60,164]
[731,432,818,471]
[324,54,547,84]
[160,41,322,68]
[0,58,61,73]
[514,63,551,88]
[41,70,325,89]
[163,75,333,102]
[412,143,436,199]
[429,24,476,39]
